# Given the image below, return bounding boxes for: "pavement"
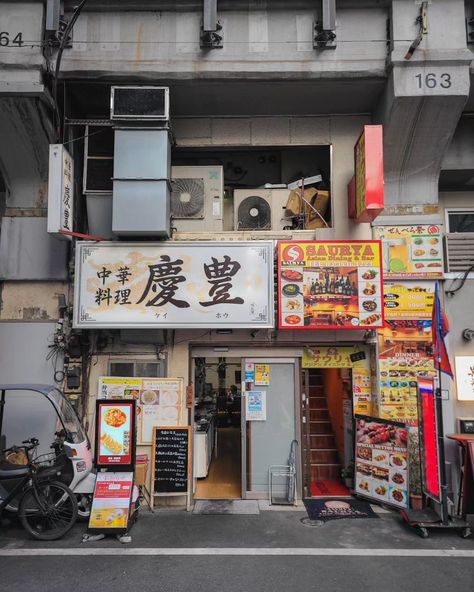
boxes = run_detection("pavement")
[1,502,474,591]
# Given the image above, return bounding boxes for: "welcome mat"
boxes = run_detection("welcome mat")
[193,500,260,515]
[303,497,379,521]
[311,480,351,498]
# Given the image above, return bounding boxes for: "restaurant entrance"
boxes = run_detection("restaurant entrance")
[193,357,242,499]
[191,351,300,501]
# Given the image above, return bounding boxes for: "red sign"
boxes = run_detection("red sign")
[95,400,136,469]
[350,125,384,223]
[418,379,441,501]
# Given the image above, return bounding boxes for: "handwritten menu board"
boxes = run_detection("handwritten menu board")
[152,427,190,495]
[354,416,409,509]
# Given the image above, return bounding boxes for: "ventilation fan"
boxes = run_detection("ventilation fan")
[236,196,272,230]
[170,178,205,219]
[170,166,225,232]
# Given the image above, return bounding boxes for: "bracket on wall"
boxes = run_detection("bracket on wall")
[313,0,337,49]
[200,0,223,49]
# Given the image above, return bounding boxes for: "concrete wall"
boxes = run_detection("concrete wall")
[61,5,388,78]
[0,322,58,384]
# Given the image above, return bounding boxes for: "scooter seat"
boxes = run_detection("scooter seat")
[0,460,30,478]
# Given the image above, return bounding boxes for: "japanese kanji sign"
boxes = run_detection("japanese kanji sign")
[74,242,274,328]
[47,144,74,240]
[373,225,443,278]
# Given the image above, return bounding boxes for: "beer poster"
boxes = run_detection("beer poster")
[278,241,384,329]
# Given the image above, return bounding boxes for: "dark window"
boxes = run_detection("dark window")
[448,211,474,233]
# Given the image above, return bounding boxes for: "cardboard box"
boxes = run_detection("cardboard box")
[134,462,148,487]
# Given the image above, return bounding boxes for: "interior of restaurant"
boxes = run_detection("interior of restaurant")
[193,357,242,499]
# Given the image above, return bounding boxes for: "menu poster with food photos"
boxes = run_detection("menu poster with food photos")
[95,400,136,469]
[98,377,185,445]
[377,320,435,425]
[89,472,133,534]
[373,225,443,278]
[355,416,409,509]
[278,241,384,330]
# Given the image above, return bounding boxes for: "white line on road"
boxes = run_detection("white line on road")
[1,547,474,557]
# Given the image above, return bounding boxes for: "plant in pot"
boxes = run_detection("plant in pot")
[408,429,424,511]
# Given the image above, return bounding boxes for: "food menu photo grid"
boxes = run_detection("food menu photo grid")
[355,416,409,509]
[98,377,185,444]
[278,241,384,330]
[373,225,443,278]
[95,399,136,469]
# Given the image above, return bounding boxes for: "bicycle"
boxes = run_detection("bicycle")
[0,438,78,540]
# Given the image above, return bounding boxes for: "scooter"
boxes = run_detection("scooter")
[0,384,96,519]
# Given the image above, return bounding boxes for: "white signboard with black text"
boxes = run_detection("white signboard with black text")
[47,144,73,240]
[74,241,274,329]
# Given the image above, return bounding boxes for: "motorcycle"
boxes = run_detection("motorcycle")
[0,384,96,520]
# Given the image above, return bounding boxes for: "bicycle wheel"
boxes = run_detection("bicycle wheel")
[19,480,78,541]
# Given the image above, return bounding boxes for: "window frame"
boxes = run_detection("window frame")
[445,207,474,233]
[107,359,166,378]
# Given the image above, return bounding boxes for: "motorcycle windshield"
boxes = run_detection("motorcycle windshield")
[46,388,86,444]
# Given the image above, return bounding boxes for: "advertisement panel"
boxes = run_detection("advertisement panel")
[373,225,443,278]
[378,320,435,425]
[454,357,474,401]
[98,377,185,444]
[383,281,435,319]
[88,472,133,532]
[74,241,274,329]
[95,399,136,469]
[302,346,368,368]
[355,416,409,509]
[278,241,383,329]
[354,125,384,222]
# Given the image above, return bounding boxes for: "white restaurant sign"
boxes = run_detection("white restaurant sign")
[47,144,73,240]
[73,241,274,329]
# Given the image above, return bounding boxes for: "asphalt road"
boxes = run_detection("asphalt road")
[1,555,474,592]
[1,508,474,592]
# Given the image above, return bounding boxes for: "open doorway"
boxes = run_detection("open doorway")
[193,357,242,499]
[303,367,355,497]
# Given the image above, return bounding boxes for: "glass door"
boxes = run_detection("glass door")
[241,359,299,499]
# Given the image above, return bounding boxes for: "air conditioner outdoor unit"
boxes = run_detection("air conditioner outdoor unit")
[170,166,224,232]
[110,86,169,121]
[233,188,292,231]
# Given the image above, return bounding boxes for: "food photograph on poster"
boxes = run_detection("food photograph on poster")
[278,241,384,329]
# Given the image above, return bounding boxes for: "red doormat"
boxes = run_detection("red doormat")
[311,480,351,497]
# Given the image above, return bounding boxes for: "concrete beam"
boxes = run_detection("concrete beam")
[374,0,472,206]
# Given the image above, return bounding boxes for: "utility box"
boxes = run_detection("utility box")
[112,128,171,237]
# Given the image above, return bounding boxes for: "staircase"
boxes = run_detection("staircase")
[307,369,341,482]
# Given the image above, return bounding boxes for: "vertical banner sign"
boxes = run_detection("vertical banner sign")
[47,144,73,240]
[355,416,409,509]
[95,399,136,469]
[418,379,441,501]
[278,241,384,329]
[74,241,274,329]
[353,125,384,222]
[88,472,133,533]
